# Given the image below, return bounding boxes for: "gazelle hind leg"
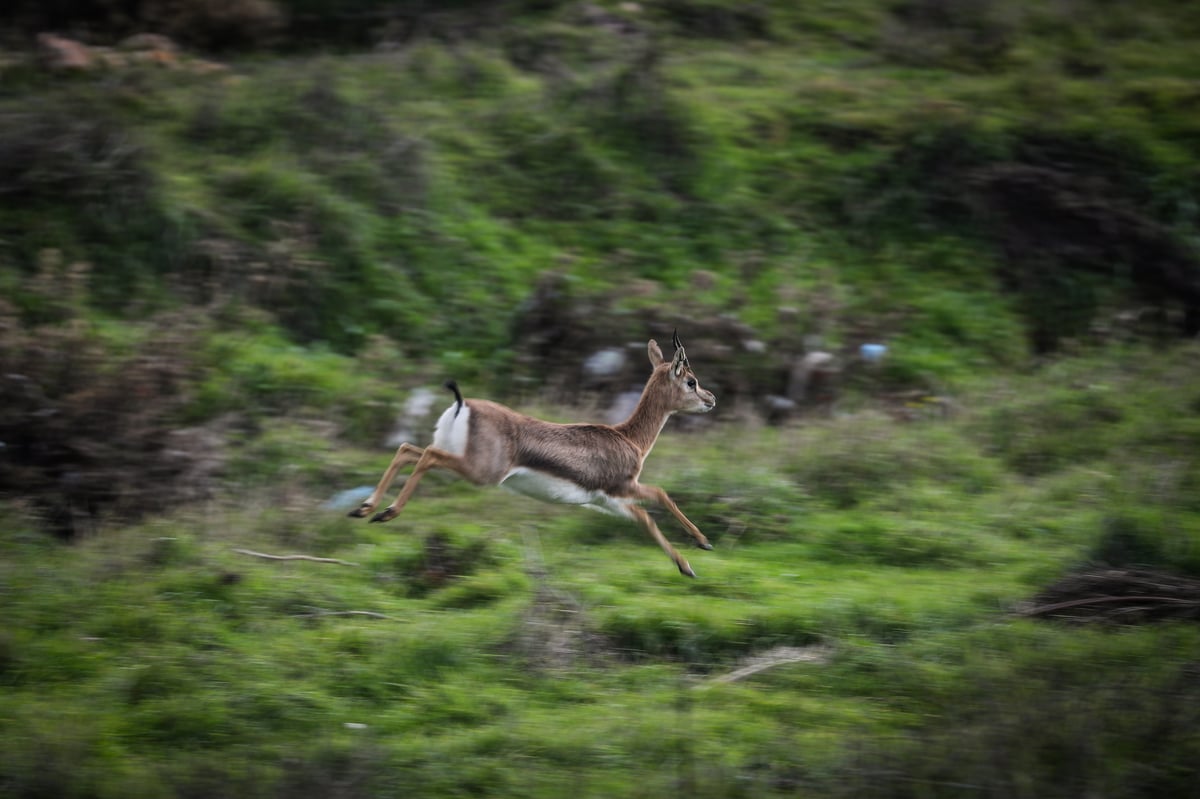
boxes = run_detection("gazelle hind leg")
[349,443,425,518]
[636,484,713,550]
[370,447,476,523]
[624,505,696,578]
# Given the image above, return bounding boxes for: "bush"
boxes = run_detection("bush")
[881,0,1019,71]
[0,307,221,536]
[651,0,775,39]
[0,103,151,209]
[386,531,495,598]
[0,99,171,308]
[1091,511,1200,578]
[974,384,1124,476]
[823,627,1200,799]
[140,0,286,50]
[787,419,1000,509]
[811,515,982,567]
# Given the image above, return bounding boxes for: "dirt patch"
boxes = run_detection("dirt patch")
[503,583,610,671]
[396,532,491,597]
[1019,568,1200,624]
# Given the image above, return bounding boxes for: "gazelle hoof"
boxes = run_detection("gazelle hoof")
[370,508,397,523]
[348,504,372,518]
[679,563,697,578]
[698,541,713,551]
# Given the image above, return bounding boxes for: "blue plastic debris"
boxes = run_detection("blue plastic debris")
[322,486,374,511]
[860,343,887,363]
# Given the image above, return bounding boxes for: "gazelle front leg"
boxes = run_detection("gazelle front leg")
[624,505,697,578]
[348,443,425,519]
[636,484,713,551]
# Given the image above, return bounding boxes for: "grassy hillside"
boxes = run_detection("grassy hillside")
[2,1,1200,796]
[3,346,1200,797]
[4,0,1199,364]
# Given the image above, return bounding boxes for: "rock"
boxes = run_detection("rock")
[36,33,93,71]
[787,351,839,405]
[119,33,179,53]
[385,386,441,447]
[582,347,626,379]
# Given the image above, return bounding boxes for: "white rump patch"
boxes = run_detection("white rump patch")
[431,402,471,456]
[500,467,630,516]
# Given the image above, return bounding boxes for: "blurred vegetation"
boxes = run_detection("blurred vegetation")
[2,0,1200,796]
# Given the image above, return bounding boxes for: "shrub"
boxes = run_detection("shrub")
[0,96,185,315]
[0,102,151,209]
[822,627,1200,799]
[881,0,1019,71]
[386,531,495,598]
[811,515,981,567]
[973,384,1124,476]
[651,0,775,39]
[786,419,1000,509]
[0,308,221,536]
[1091,511,1200,578]
[141,0,286,50]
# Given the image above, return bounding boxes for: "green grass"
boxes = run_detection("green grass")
[4,344,1200,797]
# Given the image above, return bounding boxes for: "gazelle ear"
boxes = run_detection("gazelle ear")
[647,339,665,367]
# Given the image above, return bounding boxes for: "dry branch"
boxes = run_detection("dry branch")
[1020,568,1200,623]
[1020,594,1200,618]
[702,646,830,687]
[293,609,395,620]
[233,548,359,566]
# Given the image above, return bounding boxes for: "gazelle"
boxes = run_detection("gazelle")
[350,332,717,577]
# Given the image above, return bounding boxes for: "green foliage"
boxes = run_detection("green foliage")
[975,384,1126,475]
[1092,510,1200,577]
[787,416,1001,509]
[0,94,177,310]
[824,625,1200,799]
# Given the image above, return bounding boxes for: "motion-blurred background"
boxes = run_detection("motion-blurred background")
[1,2,1199,797]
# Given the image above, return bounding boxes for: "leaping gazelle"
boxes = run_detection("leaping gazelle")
[349,332,717,577]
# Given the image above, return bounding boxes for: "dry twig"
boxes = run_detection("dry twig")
[701,646,830,687]
[233,548,359,566]
[293,609,396,620]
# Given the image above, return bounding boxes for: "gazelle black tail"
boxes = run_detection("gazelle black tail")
[444,380,464,418]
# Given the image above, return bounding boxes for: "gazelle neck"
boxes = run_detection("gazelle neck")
[615,371,675,454]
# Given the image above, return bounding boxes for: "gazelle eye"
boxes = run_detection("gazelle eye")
[686,378,697,389]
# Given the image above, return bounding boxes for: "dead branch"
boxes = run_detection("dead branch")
[701,646,830,687]
[293,609,396,620]
[1020,594,1200,618]
[233,548,359,566]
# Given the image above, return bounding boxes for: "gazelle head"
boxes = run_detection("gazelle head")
[646,331,717,414]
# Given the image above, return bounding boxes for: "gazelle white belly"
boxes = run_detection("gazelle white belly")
[500,467,630,517]
[501,467,595,504]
